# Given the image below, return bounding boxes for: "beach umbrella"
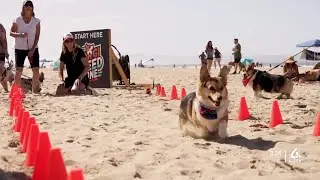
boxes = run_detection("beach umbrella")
[240,57,254,65]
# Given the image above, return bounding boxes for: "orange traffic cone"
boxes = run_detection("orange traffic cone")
[170,85,178,100]
[181,88,187,99]
[9,98,15,116]
[22,117,36,153]
[15,108,24,132]
[9,84,17,99]
[14,107,24,132]
[32,132,52,180]
[156,85,161,96]
[312,112,320,136]
[160,87,166,97]
[269,100,283,128]
[48,148,68,180]
[20,111,30,144]
[25,124,40,167]
[68,168,85,180]
[237,97,250,121]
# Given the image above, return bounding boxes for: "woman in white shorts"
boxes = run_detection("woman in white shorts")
[213,47,222,69]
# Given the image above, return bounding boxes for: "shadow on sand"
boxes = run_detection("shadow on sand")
[0,169,31,180]
[225,135,277,151]
[218,134,278,151]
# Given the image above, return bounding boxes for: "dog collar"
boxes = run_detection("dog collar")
[242,70,257,86]
[199,103,218,120]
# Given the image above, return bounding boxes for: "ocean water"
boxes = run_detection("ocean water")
[6,54,318,69]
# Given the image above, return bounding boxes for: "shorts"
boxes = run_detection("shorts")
[64,75,89,89]
[234,57,241,63]
[207,57,214,60]
[0,54,5,61]
[201,59,207,65]
[214,58,221,62]
[15,48,40,68]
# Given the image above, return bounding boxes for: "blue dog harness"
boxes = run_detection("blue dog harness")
[199,104,218,120]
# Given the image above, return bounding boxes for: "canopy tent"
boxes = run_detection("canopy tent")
[300,49,320,61]
[296,39,320,65]
[142,58,155,68]
[296,39,320,47]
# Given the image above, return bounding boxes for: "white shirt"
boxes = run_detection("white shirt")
[14,16,40,50]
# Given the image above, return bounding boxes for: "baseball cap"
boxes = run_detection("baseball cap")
[23,0,33,7]
[63,33,74,41]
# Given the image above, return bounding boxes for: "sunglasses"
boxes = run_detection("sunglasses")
[64,39,73,43]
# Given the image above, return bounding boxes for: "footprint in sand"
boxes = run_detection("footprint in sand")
[64,159,77,166]
[8,139,19,148]
[193,142,211,149]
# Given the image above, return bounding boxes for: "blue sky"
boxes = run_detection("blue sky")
[1,0,319,65]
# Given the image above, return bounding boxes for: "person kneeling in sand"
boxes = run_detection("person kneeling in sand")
[55,33,97,96]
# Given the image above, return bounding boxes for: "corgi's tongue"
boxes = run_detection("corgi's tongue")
[242,78,250,86]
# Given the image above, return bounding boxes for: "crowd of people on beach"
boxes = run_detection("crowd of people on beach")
[199,39,320,82]
[0,0,93,95]
[200,38,242,74]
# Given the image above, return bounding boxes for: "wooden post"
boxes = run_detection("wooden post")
[111,49,130,87]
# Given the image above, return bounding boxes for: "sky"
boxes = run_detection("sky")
[1,0,320,65]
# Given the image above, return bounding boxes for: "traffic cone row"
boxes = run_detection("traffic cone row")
[156,85,187,100]
[237,96,320,135]
[8,84,85,180]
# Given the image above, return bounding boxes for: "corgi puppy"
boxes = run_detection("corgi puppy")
[178,65,230,140]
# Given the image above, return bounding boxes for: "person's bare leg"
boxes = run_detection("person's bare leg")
[213,60,217,69]
[32,67,40,93]
[0,62,8,92]
[0,80,8,92]
[55,83,71,96]
[207,60,213,73]
[233,63,238,74]
[218,60,221,69]
[14,67,23,85]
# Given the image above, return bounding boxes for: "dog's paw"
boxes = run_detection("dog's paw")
[216,136,228,143]
[218,121,228,139]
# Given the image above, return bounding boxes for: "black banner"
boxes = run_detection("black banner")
[71,29,111,88]
[300,49,320,61]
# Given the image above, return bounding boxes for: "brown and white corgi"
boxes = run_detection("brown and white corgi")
[178,65,230,140]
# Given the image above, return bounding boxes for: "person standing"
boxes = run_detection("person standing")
[232,38,242,74]
[213,47,222,69]
[10,0,41,93]
[199,51,206,65]
[205,41,214,72]
[0,23,9,92]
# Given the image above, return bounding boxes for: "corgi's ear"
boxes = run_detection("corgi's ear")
[218,65,229,86]
[200,64,210,84]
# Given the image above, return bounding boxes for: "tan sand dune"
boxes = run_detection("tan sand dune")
[0,67,320,180]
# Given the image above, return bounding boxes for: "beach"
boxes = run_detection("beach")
[1,66,320,180]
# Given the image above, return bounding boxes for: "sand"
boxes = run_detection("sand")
[1,66,320,180]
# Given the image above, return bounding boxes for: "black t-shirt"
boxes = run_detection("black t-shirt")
[59,47,86,80]
[214,50,221,58]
